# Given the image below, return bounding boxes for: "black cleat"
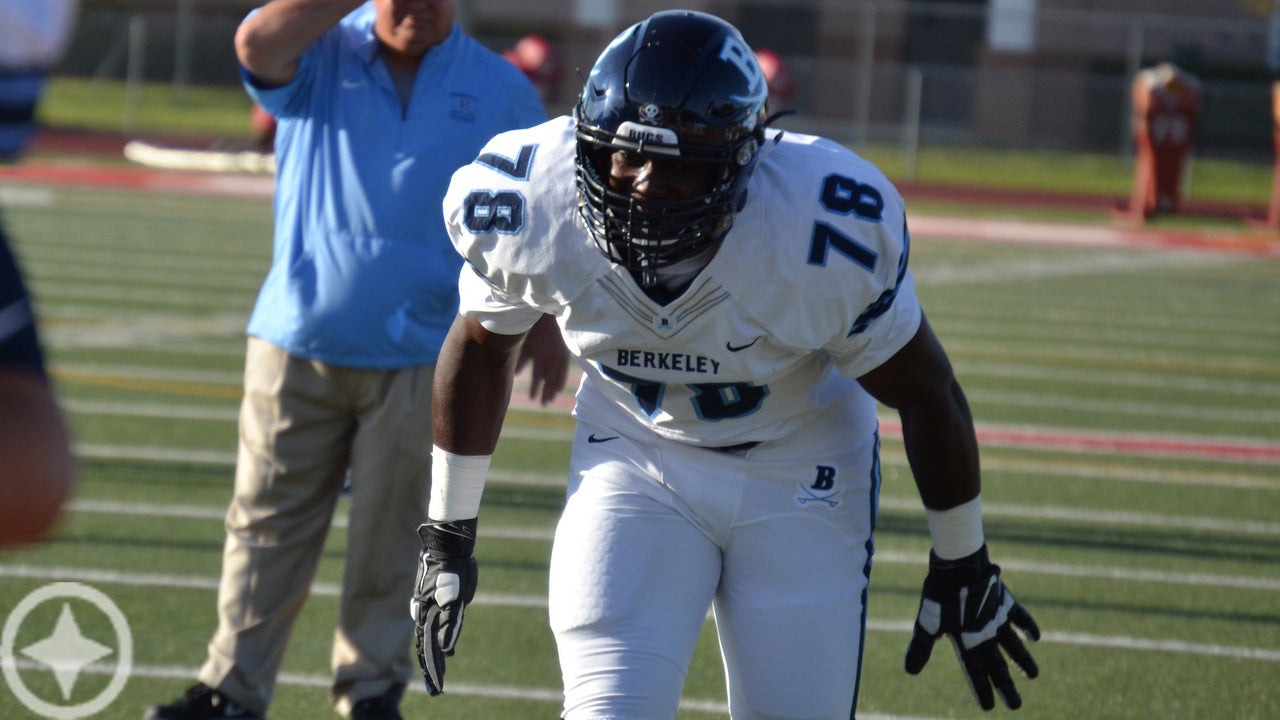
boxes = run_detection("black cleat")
[143,683,263,720]
[349,683,405,720]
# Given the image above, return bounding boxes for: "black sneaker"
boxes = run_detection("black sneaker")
[143,683,263,720]
[349,684,405,720]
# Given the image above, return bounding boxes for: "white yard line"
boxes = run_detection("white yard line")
[63,385,1280,431]
[908,216,1280,257]
[57,401,1280,489]
[0,185,55,206]
[70,433,1280,493]
[49,501,1280,591]
[962,388,1280,426]
[1,564,1275,666]
[17,659,949,718]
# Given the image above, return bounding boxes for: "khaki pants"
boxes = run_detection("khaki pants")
[198,337,433,716]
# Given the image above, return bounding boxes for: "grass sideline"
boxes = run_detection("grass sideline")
[36,77,1275,211]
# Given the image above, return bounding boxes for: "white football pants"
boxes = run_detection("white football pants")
[549,406,881,720]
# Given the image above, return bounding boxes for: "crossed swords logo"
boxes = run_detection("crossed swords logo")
[796,483,841,508]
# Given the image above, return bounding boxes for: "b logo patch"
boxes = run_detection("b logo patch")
[796,465,841,509]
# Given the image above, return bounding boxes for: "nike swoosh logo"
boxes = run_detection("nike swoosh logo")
[341,79,365,89]
[725,336,761,352]
[972,576,999,619]
[587,434,619,443]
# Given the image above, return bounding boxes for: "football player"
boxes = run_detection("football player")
[0,0,78,547]
[411,10,1040,718]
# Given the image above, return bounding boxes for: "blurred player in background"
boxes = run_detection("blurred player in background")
[145,1,567,719]
[248,102,276,151]
[503,33,564,105]
[1129,62,1201,218]
[0,0,78,547]
[755,48,796,112]
[410,10,1040,718]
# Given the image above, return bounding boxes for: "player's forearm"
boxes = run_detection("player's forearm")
[235,0,364,85]
[431,317,523,456]
[857,315,981,510]
[898,378,981,511]
[432,367,514,456]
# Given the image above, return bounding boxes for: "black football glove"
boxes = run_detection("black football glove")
[410,518,478,696]
[904,544,1041,710]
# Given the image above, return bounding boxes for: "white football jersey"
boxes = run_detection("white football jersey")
[443,116,922,447]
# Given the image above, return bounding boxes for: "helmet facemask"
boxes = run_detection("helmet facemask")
[575,111,760,288]
[573,10,769,289]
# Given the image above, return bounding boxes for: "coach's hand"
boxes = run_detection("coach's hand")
[411,518,478,696]
[904,544,1040,710]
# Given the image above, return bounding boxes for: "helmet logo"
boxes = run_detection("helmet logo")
[717,36,767,105]
[614,121,681,156]
[638,103,661,124]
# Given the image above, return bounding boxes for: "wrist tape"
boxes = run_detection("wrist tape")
[429,446,490,522]
[925,494,985,561]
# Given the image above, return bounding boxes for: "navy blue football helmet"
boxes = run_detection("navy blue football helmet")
[575,10,769,288]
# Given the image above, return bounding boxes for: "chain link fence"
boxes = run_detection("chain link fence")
[56,0,1277,160]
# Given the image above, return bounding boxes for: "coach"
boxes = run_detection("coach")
[145,2,567,719]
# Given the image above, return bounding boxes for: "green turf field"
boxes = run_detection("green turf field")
[0,183,1277,719]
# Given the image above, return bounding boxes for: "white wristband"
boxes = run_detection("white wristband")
[428,446,491,521]
[924,494,985,560]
